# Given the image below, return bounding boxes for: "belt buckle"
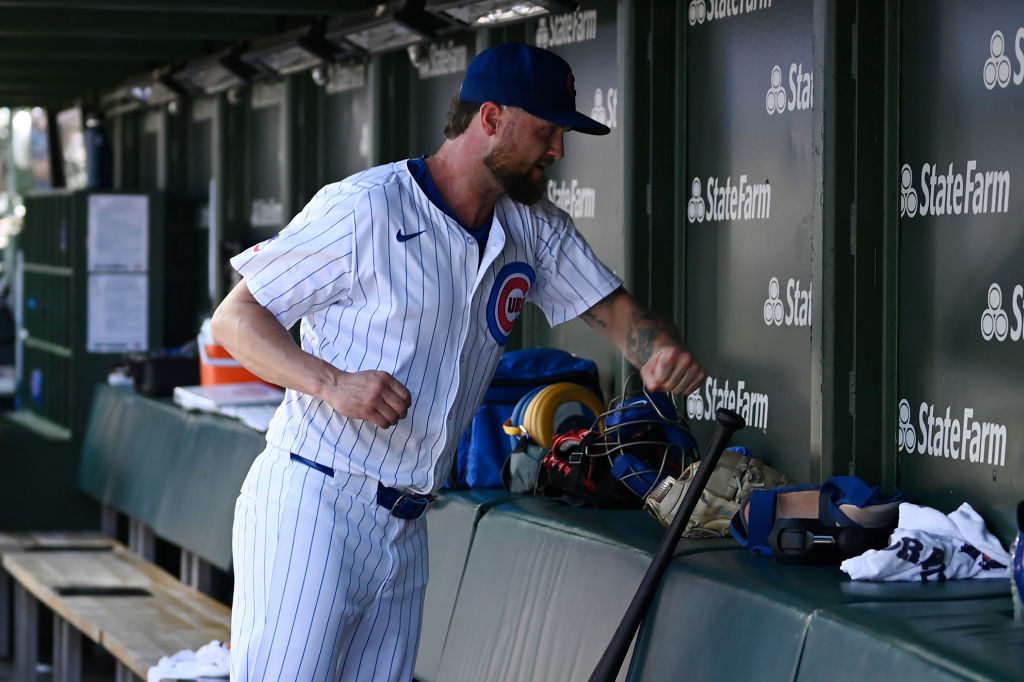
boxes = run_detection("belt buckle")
[390,492,433,520]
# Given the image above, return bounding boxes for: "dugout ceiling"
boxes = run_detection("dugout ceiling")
[0,0,364,109]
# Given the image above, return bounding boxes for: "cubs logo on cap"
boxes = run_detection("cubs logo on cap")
[487,262,535,344]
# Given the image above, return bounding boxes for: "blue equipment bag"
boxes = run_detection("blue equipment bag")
[452,348,602,488]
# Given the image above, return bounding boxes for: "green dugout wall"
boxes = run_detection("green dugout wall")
[526,0,628,401]
[679,0,1022,538]
[897,0,1023,539]
[88,0,1023,541]
[681,0,817,482]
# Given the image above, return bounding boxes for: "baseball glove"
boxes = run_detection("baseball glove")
[644,448,795,536]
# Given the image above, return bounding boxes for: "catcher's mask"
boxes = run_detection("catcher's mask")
[536,387,698,507]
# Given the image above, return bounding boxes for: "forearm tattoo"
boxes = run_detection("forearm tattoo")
[626,308,683,365]
[580,309,607,329]
[582,288,684,366]
[580,288,623,330]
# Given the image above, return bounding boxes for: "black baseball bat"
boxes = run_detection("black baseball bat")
[588,407,746,682]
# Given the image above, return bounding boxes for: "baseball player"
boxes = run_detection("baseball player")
[211,41,705,682]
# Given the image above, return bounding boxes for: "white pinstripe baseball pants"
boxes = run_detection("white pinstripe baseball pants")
[230,446,429,682]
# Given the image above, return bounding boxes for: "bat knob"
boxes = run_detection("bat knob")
[715,408,745,432]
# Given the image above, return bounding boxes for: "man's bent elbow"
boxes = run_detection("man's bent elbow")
[209,304,232,347]
[210,280,253,346]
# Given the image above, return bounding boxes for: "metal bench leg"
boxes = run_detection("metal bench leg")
[0,567,10,659]
[14,583,38,682]
[128,518,155,562]
[115,661,142,682]
[101,504,119,537]
[53,616,82,682]
[180,550,213,594]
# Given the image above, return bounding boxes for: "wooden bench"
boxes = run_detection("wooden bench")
[0,384,259,680]
[3,537,230,681]
[0,532,115,662]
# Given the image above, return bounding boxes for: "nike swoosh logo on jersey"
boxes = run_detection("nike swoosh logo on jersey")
[396,229,426,242]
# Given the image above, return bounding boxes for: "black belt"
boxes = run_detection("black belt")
[289,453,434,520]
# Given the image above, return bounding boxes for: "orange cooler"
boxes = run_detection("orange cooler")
[198,320,262,386]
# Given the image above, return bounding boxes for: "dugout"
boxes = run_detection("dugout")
[0,0,1022,679]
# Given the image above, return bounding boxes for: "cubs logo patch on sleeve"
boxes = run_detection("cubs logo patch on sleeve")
[487,262,535,344]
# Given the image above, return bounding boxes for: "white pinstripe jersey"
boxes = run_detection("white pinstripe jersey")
[230,160,622,495]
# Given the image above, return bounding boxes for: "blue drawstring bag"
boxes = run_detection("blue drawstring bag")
[451,348,601,489]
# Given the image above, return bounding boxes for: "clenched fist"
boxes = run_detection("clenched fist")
[640,346,706,396]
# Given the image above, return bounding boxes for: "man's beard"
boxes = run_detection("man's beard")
[483,145,547,205]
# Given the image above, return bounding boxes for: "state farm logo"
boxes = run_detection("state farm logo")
[899,160,1010,218]
[688,0,773,26]
[899,164,919,217]
[588,87,618,130]
[686,178,706,223]
[547,179,596,219]
[763,276,811,327]
[896,399,917,452]
[416,41,467,79]
[980,282,1024,342]
[535,8,597,48]
[250,198,283,227]
[897,397,1007,467]
[686,375,768,431]
[325,62,366,94]
[765,64,812,115]
[688,0,707,25]
[686,174,771,223]
[983,28,1023,90]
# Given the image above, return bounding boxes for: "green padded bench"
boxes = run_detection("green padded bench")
[79,383,264,572]
[626,548,1017,682]
[153,410,266,571]
[79,385,187,531]
[415,488,514,682]
[433,496,735,682]
[798,597,1024,681]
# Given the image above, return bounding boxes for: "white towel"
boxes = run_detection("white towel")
[840,502,1010,582]
[147,640,229,682]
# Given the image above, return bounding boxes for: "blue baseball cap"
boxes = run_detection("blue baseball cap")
[459,41,610,136]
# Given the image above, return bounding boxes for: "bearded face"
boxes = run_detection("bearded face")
[482,108,564,205]
[482,136,548,205]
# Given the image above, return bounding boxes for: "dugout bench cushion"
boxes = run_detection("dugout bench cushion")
[153,409,264,571]
[625,548,1015,682]
[79,383,263,571]
[79,384,177,527]
[798,597,1024,682]
[415,488,513,682]
[433,498,735,682]
[488,496,735,556]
